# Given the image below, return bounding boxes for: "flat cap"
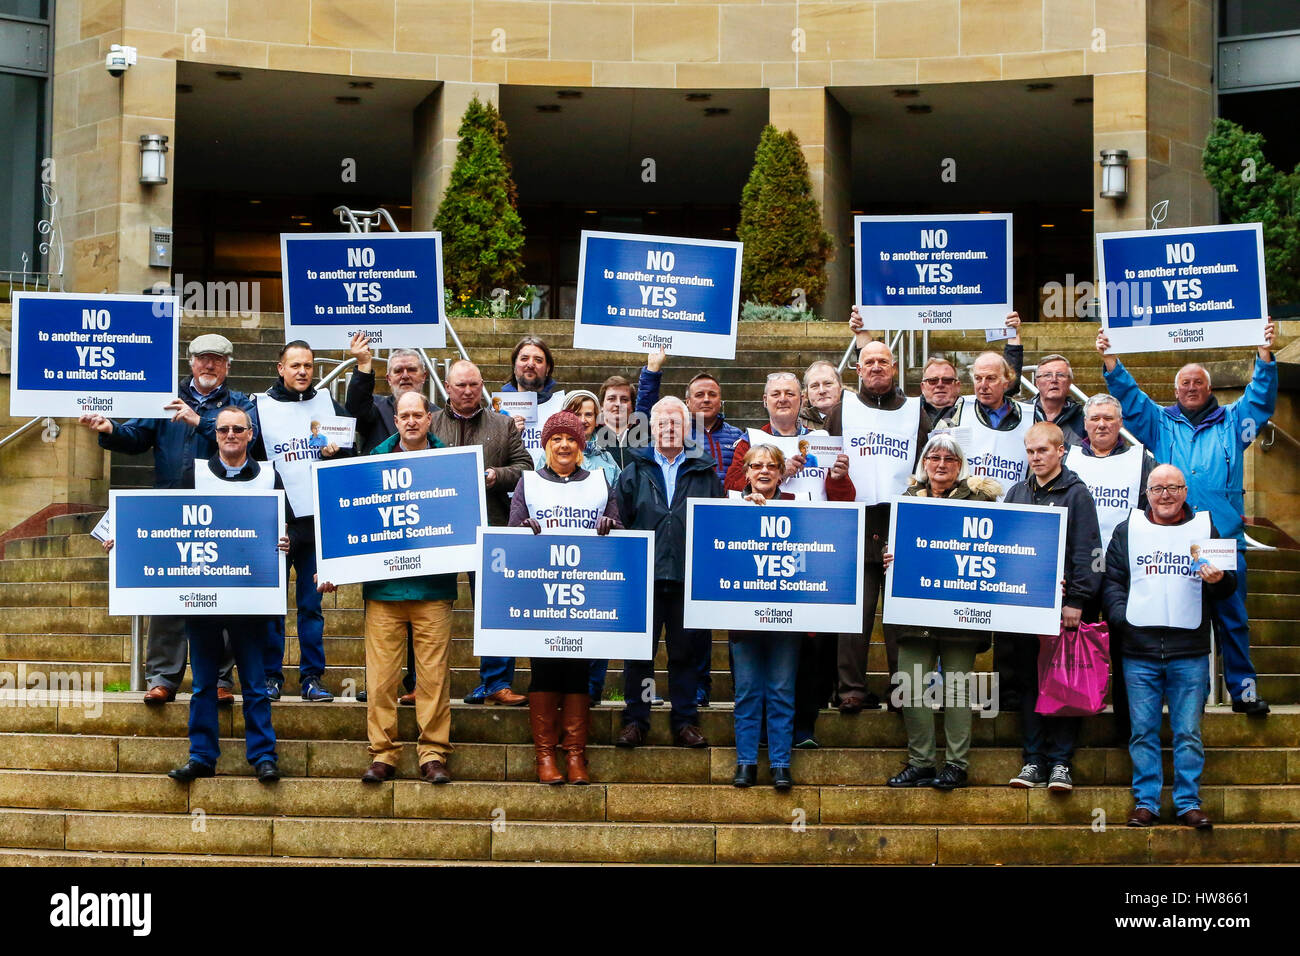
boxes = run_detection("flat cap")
[187,333,234,358]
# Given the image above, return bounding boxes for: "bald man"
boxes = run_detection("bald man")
[1099,323,1278,716]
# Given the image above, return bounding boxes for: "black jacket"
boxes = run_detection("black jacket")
[823,383,932,562]
[1003,466,1102,614]
[248,380,355,522]
[614,442,723,582]
[343,369,400,454]
[1033,397,1085,447]
[1102,504,1236,660]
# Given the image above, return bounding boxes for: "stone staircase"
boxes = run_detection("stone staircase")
[0,510,1298,865]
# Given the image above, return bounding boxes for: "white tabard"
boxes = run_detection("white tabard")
[193,459,276,489]
[1126,509,1211,630]
[743,428,834,501]
[956,396,1032,499]
[523,470,608,530]
[252,389,337,516]
[840,393,920,505]
[1065,443,1144,549]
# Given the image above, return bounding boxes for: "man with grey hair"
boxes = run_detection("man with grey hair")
[614,396,724,748]
[1025,353,1085,446]
[824,316,932,713]
[723,371,826,490]
[79,331,252,704]
[345,332,429,454]
[1099,321,1278,716]
[433,358,535,707]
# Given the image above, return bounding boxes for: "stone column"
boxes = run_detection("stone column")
[413,81,501,231]
[768,87,852,321]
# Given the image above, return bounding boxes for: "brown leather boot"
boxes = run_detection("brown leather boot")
[529,692,565,784]
[560,693,591,785]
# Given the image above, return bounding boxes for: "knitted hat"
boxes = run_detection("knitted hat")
[541,410,586,449]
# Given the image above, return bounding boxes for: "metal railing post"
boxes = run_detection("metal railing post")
[130,616,145,692]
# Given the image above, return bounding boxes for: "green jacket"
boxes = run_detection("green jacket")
[361,432,459,604]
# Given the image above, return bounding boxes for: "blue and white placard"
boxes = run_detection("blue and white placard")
[10,292,179,418]
[1097,223,1268,354]
[885,496,1066,635]
[473,528,654,659]
[108,490,286,616]
[280,232,446,350]
[312,446,486,585]
[573,231,742,359]
[684,499,865,632]
[854,214,1013,330]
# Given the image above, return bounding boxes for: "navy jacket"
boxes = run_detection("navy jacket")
[1003,466,1103,614]
[98,378,256,489]
[614,442,723,582]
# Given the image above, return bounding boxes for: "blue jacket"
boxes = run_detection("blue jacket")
[97,378,256,488]
[634,367,744,480]
[614,442,723,582]
[1104,357,1276,545]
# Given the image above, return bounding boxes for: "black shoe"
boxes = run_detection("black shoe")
[168,759,215,783]
[771,767,794,791]
[356,690,368,703]
[255,760,280,783]
[862,691,882,710]
[1231,698,1270,716]
[887,764,936,788]
[732,763,757,788]
[931,763,969,790]
[265,679,282,702]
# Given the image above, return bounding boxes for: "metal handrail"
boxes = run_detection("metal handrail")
[333,205,400,233]
[333,204,490,405]
[1262,420,1300,452]
[0,415,59,450]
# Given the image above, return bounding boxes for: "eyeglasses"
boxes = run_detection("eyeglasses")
[922,376,958,386]
[215,425,248,435]
[924,455,961,465]
[1148,484,1186,496]
[747,462,780,471]
[1036,371,1072,381]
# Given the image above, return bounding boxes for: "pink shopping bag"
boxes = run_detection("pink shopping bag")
[1034,622,1111,717]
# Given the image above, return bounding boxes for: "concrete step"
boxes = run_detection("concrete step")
[0,582,108,607]
[0,800,1296,864]
[18,693,1300,747]
[0,606,129,634]
[2,733,1293,787]
[0,767,1297,827]
[0,557,106,583]
[44,512,106,537]
[4,534,105,560]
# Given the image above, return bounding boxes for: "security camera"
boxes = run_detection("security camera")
[105,44,137,78]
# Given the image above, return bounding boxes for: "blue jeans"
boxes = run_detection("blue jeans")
[1209,551,1256,703]
[588,659,609,699]
[731,632,801,768]
[266,520,325,683]
[1124,654,1208,816]
[187,617,277,767]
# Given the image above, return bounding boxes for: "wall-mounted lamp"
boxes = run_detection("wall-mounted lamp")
[1099,148,1129,199]
[139,134,169,185]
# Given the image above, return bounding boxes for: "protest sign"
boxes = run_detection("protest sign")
[312,446,486,585]
[492,391,536,422]
[473,528,654,659]
[10,292,179,418]
[1191,538,1238,572]
[108,490,285,616]
[684,499,865,632]
[1097,223,1268,354]
[315,416,356,449]
[854,214,1013,330]
[573,231,742,359]
[743,429,841,500]
[280,232,445,350]
[885,496,1065,635]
